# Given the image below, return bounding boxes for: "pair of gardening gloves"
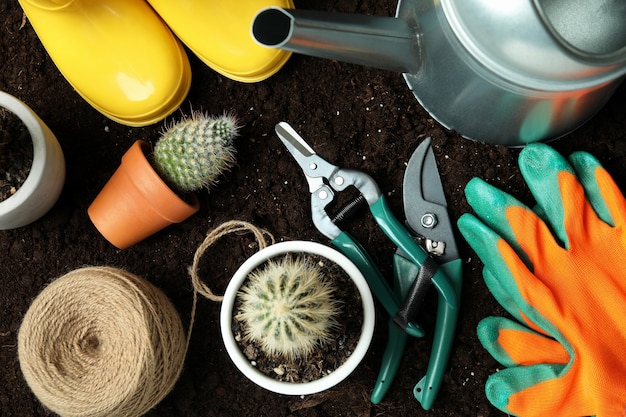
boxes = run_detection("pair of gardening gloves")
[458,142,626,417]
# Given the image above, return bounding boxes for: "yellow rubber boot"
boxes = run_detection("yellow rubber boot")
[18,0,191,127]
[146,0,294,83]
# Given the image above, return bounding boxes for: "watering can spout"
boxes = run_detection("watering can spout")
[252,7,421,74]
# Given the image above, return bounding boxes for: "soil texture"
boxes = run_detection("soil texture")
[1,0,625,416]
[0,107,32,201]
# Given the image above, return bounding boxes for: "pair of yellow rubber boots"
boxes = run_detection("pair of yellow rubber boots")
[18,0,294,126]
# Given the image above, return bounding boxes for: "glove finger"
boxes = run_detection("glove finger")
[457,211,525,274]
[458,213,562,338]
[485,364,593,417]
[477,316,568,368]
[518,143,581,248]
[459,209,549,330]
[569,150,626,228]
[480,267,523,322]
[482,268,551,337]
[462,177,535,262]
[462,180,566,328]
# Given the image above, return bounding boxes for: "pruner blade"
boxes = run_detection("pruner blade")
[275,122,329,193]
[403,137,458,262]
[276,122,315,158]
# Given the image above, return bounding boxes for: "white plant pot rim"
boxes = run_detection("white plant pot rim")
[0,91,65,229]
[220,240,376,396]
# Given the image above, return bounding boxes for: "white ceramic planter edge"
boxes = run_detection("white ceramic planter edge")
[0,91,66,229]
[220,240,376,396]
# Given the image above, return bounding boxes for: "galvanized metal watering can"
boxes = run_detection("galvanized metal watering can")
[252,0,626,146]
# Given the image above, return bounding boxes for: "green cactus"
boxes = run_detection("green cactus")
[235,256,341,360]
[153,112,238,193]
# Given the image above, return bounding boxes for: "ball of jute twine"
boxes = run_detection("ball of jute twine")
[18,220,273,417]
[18,266,187,417]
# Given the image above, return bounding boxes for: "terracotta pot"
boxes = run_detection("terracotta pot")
[88,140,199,249]
[0,91,65,229]
[220,240,376,395]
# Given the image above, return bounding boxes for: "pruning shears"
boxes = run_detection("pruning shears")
[371,136,463,408]
[275,122,462,409]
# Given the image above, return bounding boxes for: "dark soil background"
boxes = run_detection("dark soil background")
[1,0,625,416]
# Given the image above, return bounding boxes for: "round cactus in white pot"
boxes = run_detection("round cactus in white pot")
[220,241,376,396]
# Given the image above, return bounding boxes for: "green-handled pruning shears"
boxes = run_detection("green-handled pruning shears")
[275,122,462,409]
[371,136,463,408]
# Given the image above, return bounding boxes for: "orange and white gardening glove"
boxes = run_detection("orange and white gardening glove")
[457,143,626,417]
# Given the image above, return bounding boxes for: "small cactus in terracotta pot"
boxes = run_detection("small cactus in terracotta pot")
[88,112,239,249]
[235,256,341,360]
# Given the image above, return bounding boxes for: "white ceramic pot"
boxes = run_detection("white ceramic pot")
[220,240,376,396]
[0,91,65,229]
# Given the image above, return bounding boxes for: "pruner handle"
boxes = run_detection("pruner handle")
[370,253,419,404]
[413,258,463,410]
[370,196,458,308]
[331,232,424,338]
[369,195,462,410]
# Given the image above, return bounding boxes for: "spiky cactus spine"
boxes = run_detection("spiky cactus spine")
[236,257,341,360]
[153,112,238,193]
